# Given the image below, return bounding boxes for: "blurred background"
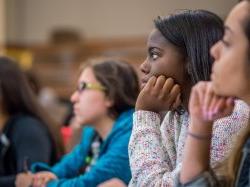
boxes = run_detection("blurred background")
[0,0,238,129]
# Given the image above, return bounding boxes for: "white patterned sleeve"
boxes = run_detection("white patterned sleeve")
[129,111,178,187]
[210,100,250,166]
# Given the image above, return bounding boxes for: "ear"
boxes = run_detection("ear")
[104,97,114,108]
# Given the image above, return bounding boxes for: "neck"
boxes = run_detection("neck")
[93,115,115,140]
[0,113,9,132]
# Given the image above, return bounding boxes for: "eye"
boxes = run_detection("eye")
[152,54,159,60]
[149,51,160,61]
[78,82,87,92]
[148,47,161,61]
[221,30,231,47]
[221,38,230,47]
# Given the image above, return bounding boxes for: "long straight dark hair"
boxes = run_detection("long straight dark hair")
[154,10,224,85]
[0,56,63,160]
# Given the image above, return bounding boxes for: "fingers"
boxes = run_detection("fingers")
[137,75,181,112]
[144,76,157,91]
[202,82,220,120]
[43,176,53,186]
[15,172,34,187]
[172,93,182,110]
[212,96,225,114]
[189,81,235,122]
[222,97,235,117]
[154,75,166,95]
[168,84,181,106]
[208,95,223,120]
[192,81,206,107]
[33,174,45,187]
[33,172,56,187]
[145,76,180,103]
[162,77,174,96]
[188,81,207,118]
[161,77,181,108]
[203,83,214,112]
[201,83,235,121]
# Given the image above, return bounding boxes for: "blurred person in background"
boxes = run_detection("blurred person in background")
[25,70,69,128]
[0,56,62,187]
[21,58,139,187]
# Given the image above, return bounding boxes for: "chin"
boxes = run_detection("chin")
[212,81,224,95]
[213,83,236,98]
[211,75,228,96]
[74,117,83,124]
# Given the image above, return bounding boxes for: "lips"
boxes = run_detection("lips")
[211,68,216,81]
[141,77,148,84]
[73,106,79,115]
[141,78,148,88]
[211,73,214,80]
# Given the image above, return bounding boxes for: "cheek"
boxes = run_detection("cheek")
[153,60,183,80]
[77,94,109,123]
[212,62,233,96]
[212,53,246,97]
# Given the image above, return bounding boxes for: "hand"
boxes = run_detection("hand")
[98,178,127,187]
[189,81,235,123]
[15,172,34,187]
[33,171,57,187]
[136,76,181,113]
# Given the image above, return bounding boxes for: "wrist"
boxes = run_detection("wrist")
[187,130,212,141]
[189,118,213,135]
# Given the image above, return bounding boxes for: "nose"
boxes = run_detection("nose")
[140,58,150,74]
[210,41,221,62]
[70,91,79,103]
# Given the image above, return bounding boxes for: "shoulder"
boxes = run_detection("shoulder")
[114,109,134,130]
[162,110,188,128]
[214,100,249,128]
[210,100,249,162]
[228,99,249,120]
[104,110,135,142]
[14,115,45,130]
[81,127,95,140]
[233,100,250,119]
[9,115,48,138]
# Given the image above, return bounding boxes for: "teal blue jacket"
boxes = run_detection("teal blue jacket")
[32,109,133,187]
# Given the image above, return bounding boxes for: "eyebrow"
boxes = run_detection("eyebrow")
[148,46,163,53]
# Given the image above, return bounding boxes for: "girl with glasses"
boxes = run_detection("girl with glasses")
[26,58,139,187]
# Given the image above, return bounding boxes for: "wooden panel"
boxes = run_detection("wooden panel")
[7,37,146,99]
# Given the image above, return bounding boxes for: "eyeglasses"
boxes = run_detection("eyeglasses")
[77,81,106,93]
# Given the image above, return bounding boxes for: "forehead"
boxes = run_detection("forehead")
[147,29,168,47]
[225,1,249,32]
[78,67,97,83]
